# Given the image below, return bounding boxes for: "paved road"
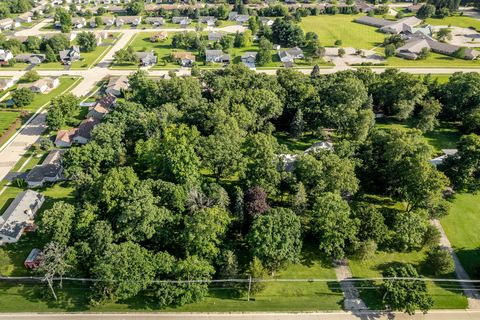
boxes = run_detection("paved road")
[1,311,480,320]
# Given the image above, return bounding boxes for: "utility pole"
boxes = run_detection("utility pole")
[247,275,252,301]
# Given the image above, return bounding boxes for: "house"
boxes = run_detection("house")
[228,12,238,20]
[0,78,14,91]
[354,16,422,34]
[95,32,107,45]
[396,33,480,60]
[259,17,274,26]
[429,149,458,167]
[105,75,129,96]
[116,15,142,26]
[24,248,43,269]
[171,51,196,67]
[72,17,86,28]
[15,12,33,24]
[0,190,44,244]
[304,141,334,154]
[59,46,81,65]
[87,95,116,119]
[101,16,116,26]
[172,16,190,27]
[15,53,46,65]
[241,51,257,69]
[278,141,333,173]
[43,32,77,42]
[72,117,100,144]
[205,50,231,63]
[0,18,17,30]
[19,77,59,94]
[145,16,165,26]
[106,5,125,13]
[150,31,168,42]
[407,3,423,13]
[55,128,76,147]
[208,31,223,41]
[199,16,217,26]
[25,149,65,187]
[0,50,14,64]
[278,47,304,63]
[136,51,157,66]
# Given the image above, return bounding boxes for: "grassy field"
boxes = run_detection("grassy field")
[0,111,21,137]
[15,77,81,112]
[299,15,386,49]
[386,52,480,68]
[375,119,461,154]
[36,35,119,70]
[349,250,468,309]
[441,193,480,280]
[0,242,343,312]
[426,15,480,30]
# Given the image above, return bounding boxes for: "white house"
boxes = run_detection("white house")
[0,78,14,91]
[0,50,14,63]
[28,77,60,93]
[0,190,44,244]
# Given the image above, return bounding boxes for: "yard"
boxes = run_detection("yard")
[386,52,480,68]
[0,244,343,312]
[349,250,468,309]
[35,35,119,70]
[426,14,480,30]
[299,14,386,49]
[0,111,21,139]
[441,193,480,280]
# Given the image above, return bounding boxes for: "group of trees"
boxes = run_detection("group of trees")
[37,66,479,314]
[0,33,70,63]
[0,0,32,19]
[46,94,81,130]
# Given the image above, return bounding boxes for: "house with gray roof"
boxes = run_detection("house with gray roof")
[354,16,422,34]
[205,50,231,63]
[172,16,190,26]
[59,46,81,65]
[208,31,224,41]
[136,51,157,66]
[72,117,101,144]
[15,53,46,65]
[199,16,217,26]
[145,16,165,26]
[241,52,257,69]
[0,190,44,244]
[116,15,142,26]
[106,75,129,96]
[278,47,304,63]
[25,150,65,187]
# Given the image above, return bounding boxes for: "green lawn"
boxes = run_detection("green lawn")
[0,111,21,137]
[0,243,342,312]
[426,15,480,30]
[375,119,462,154]
[349,250,468,309]
[441,193,480,280]
[14,77,81,112]
[386,52,480,68]
[299,14,386,49]
[35,36,118,70]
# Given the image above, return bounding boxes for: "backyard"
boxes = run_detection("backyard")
[0,111,22,142]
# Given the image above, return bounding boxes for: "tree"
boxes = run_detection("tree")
[114,46,138,64]
[93,241,155,301]
[384,44,396,57]
[437,28,452,42]
[311,193,359,258]
[199,119,244,181]
[46,93,81,130]
[0,249,12,275]
[21,70,40,82]
[77,31,97,52]
[392,209,429,251]
[248,208,302,272]
[311,64,320,77]
[256,37,272,66]
[182,206,232,261]
[38,242,71,300]
[290,109,305,139]
[39,201,75,246]
[335,39,342,46]
[416,4,436,19]
[244,186,270,218]
[425,246,455,275]
[418,47,431,60]
[290,182,308,214]
[352,202,388,244]
[245,257,268,294]
[25,36,42,53]
[338,48,346,57]
[415,98,441,132]
[242,133,281,196]
[382,263,433,315]
[45,44,57,62]
[55,8,72,33]
[11,88,34,107]
[126,0,144,15]
[441,134,480,192]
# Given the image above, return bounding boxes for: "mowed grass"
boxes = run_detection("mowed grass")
[17,77,81,112]
[426,15,480,30]
[0,244,342,312]
[386,52,480,68]
[350,250,468,309]
[299,15,385,49]
[0,111,21,136]
[441,193,480,279]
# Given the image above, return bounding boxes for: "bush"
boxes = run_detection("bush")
[21,70,40,82]
[11,88,34,107]
[423,224,441,248]
[425,246,455,275]
[353,240,377,261]
[334,39,342,46]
